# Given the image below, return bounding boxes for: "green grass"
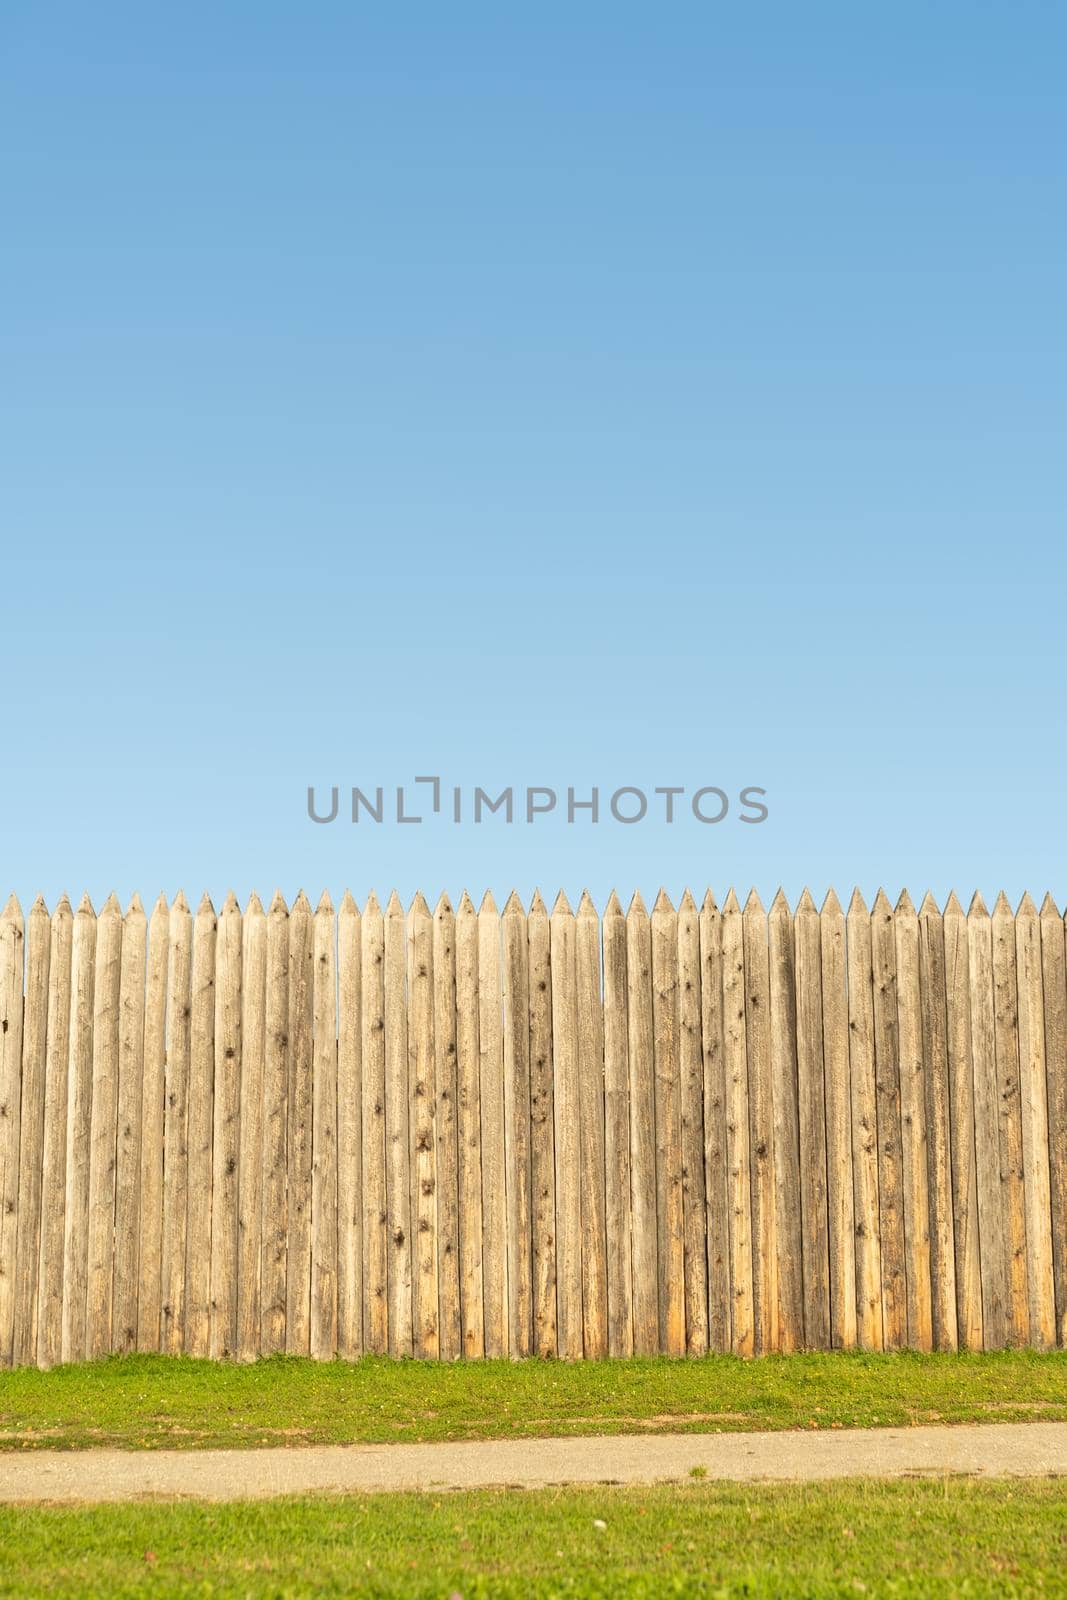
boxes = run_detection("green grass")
[1,1349,1063,1451]
[1,1480,1064,1597]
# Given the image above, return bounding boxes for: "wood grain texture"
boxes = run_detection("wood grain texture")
[284,891,313,1355]
[236,892,266,1362]
[210,893,242,1361]
[136,895,169,1354]
[602,891,633,1357]
[744,891,777,1353]
[37,897,73,1369]
[894,890,933,1351]
[112,895,146,1353]
[677,889,708,1355]
[527,891,557,1357]
[477,892,506,1357]
[968,892,1009,1349]
[943,893,982,1351]
[13,897,49,1365]
[846,892,882,1351]
[699,891,731,1354]
[917,893,957,1351]
[86,893,122,1361]
[721,889,753,1356]
[1043,898,1067,1348]
[384,894,412,1357]
[455,892,484,1358]
[767,889,804,1352]
[361,893,388,1355]
[870,889,906,1349]
[159,894,190,1356]
[550,892,582,1358]
[820,889,856,1349]
[311,892,338,1359]
[792,890,830,1351]
[576,891,608,1358]
[0,896,25,1368]
[1014,894,1055,1347]
[432,894,460,1360]
[260,893,289,1355]
[336,891,363,1359]
[502,892,532,1358]
[992,890,1029,1346]
[409,892,439,1360]
[184,894,217,1359]
[625,892,658,1355]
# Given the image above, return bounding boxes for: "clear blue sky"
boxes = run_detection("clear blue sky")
[3,2,1065,911]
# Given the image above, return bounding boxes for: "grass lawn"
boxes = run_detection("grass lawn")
[0,1349,1063,1451]
[1,1479,1064,1597]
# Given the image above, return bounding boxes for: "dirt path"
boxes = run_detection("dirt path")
[0,1422,1064,1503]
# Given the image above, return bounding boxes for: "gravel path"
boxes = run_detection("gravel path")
[1,1423,1064,1503]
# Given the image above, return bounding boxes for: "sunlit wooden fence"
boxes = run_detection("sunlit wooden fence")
[0,887,1063,1368]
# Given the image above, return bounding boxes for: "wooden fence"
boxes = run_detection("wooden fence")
[0,887,1064,1368]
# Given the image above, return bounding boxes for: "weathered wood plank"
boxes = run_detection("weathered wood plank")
[311,892,338,1359]
[1043,897,1067,1348]
[602,890,633,1357]
[384,892,412,1357]
[625,892,658,1355]
[0,895,25,1368]
[209,892,242,1360]
[528,891,557,1357]
[792,889,830,1350]
[651,889,684,1356]
[184,893,217,1359]
[894,890,933,1351]
[478,891,506,1358]
[455,891,484,1358]
[260,892,289,1355]
[432,894,461,1360]
[37,897,73,1368]
[285,890,313,1355]
[112,894,146,1353]
[409,892,439,1360]
[86,892,123,1361]
[502,892,531,1358]
[744,890,777,1353]
[768,889,805,1351]
[551,891,582,1358]
[13,897,50,1365]
[992,890,1029,1346]
[968,892,1009,1349]
[361,892,388,1354]
[236,892,266,1362]
[721,889,754,1356]
[1014,893,1055,1347]
[137,894,169,1354]
[160,893,190,1356]
[576,891,608,1359]
[846,891,881,1351]
[336,891,362,1359]
[870,888,906,1349]
[678,889,708,1355]
[699,891,731,1354]
[917,892,957,1350]
[820,889,856,1349]
[943,893,982,1351]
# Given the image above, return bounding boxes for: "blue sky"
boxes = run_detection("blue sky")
[2,2,1065,911]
